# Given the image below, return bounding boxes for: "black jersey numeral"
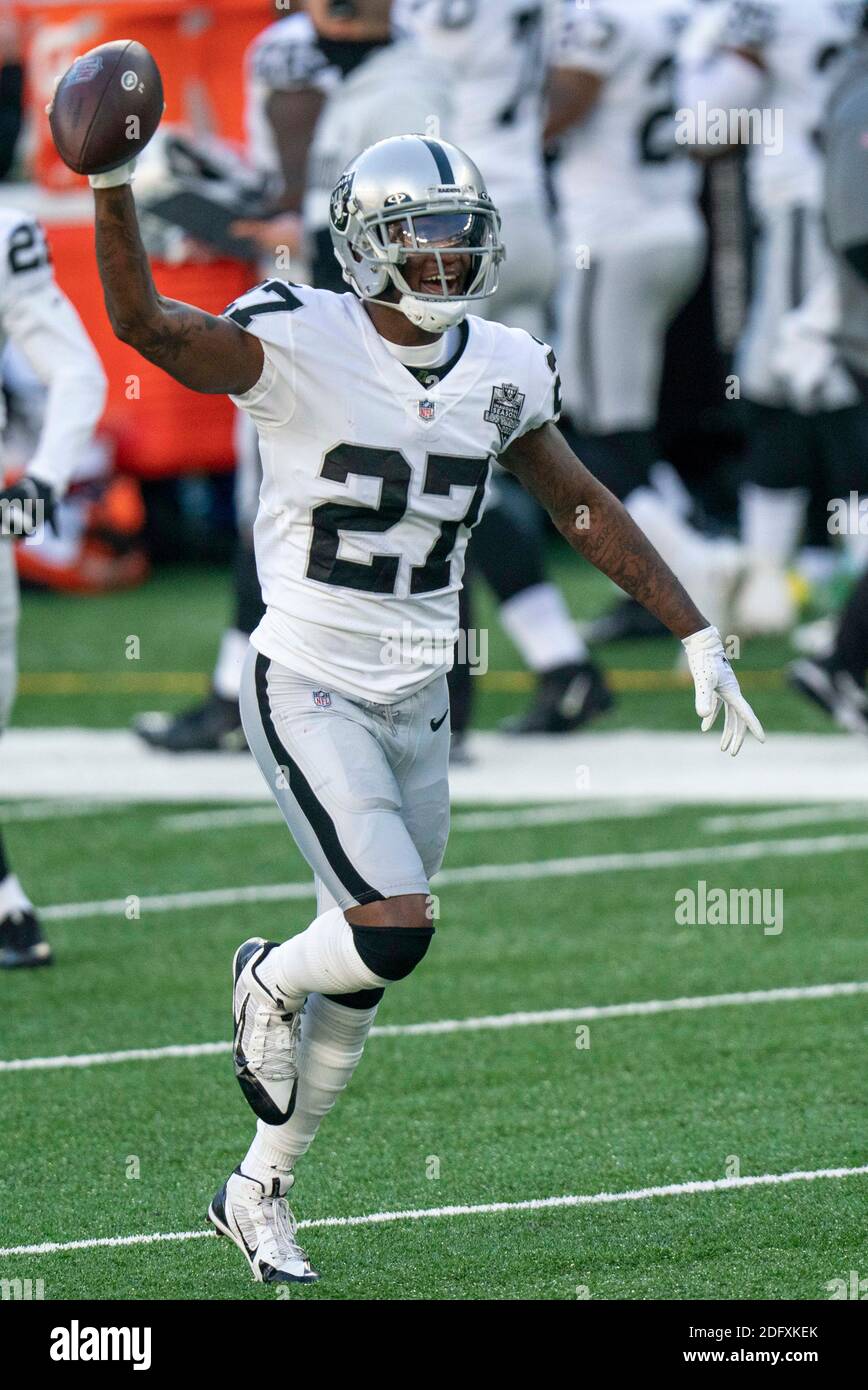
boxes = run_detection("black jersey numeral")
[226,279,303,327]
[306,444,489,596]
[8,221,50,275]
[307,445,412,594]
[410,453,489,593]
[638,54,677,164]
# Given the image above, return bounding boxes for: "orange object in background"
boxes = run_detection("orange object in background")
[21,0,268,190]
[10,0,270,478]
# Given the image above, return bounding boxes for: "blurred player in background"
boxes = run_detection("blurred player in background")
[680,0,867,634]
[0,209,106,967]
[400,0,611,739]
[548,0,706,493]
[545,0,741,631]
[138,0,455,751]
[790,9,868,733]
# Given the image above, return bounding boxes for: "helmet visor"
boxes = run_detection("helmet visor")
[384,210,489,250]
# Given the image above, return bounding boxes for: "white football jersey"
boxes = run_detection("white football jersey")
[244,13,340,177]
[551,0,702,237]
[394,0,558,205]
[223,281,560,702]
[0,206,105,496]
[700,0,865,211]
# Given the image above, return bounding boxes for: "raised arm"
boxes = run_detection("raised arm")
[93,181,264,395]
[502,422,706,638]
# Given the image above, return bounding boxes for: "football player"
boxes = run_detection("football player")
[547,0,707,498]
[679,0,867,632]
[0,209,106,967]
[137,0,454,752]
[789,12,868,732]
[89,133,763,1281]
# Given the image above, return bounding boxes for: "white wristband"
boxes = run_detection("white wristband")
[681,624,721,655]
[89,159,137,190]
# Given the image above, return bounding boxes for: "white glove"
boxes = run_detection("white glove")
[88,160,137,189]
[682,625,765,757]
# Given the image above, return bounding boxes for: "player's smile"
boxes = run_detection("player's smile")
[409,251,470,297]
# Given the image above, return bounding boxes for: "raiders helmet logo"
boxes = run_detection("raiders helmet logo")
[329,172,355,233]
[484,382,526,447]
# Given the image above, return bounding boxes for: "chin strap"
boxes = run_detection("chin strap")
[398,294,470,333]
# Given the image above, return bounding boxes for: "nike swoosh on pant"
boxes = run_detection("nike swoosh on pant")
[430,711,449,732]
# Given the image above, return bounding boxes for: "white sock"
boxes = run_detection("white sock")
[242,993,379,1177]
[258,907,388,1013]
[499,582,587,673]
[0,873,32,918]
[739,484,808,567]
[212,627,250,702]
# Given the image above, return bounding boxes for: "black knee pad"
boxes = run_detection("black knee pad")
[323,987,385,1009]
[350,925,434,982]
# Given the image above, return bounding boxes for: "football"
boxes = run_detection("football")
[48,39,164,176]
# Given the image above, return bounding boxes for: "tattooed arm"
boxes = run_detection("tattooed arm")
[93,185,263,394]
[501,423,707,639]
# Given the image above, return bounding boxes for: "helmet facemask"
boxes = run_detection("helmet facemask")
[345,194,504,332]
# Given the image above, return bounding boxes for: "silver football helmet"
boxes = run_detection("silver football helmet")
[329,135,504,332]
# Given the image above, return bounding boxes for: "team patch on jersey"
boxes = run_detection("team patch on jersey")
[484,382,525,447]
[312,690,332,708]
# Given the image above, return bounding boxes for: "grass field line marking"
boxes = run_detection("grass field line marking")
[3,981,865,1073]
[3,1164,866,1258]
[0,799,130,823]
[160,800,669,835]
[39,830,868,922]
[702,804,868,834]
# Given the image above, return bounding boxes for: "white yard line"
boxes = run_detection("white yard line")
[39,829,868,922]
[2,1164,866,1258]
[702,804,868,834]
[0,800,129,823]
[4,728,868,805]
[160,800,669,835]
[2,980,865,1073]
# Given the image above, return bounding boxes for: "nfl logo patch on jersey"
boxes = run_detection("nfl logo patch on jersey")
[418,398,436,422]
[312,690,331,708]
[484,382,526,447]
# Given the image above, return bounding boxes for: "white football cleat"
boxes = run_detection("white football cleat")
[232,937,301,1124]
[208,1168,320,1284]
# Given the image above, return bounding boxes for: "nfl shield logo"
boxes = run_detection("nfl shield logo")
[418,399,436,422]
[69,54,104,85]
[313,690,331,708]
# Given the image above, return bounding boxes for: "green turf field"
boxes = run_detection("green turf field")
[1,795,866,1300]
[1,555,865,1300]
[14,552,834,732]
